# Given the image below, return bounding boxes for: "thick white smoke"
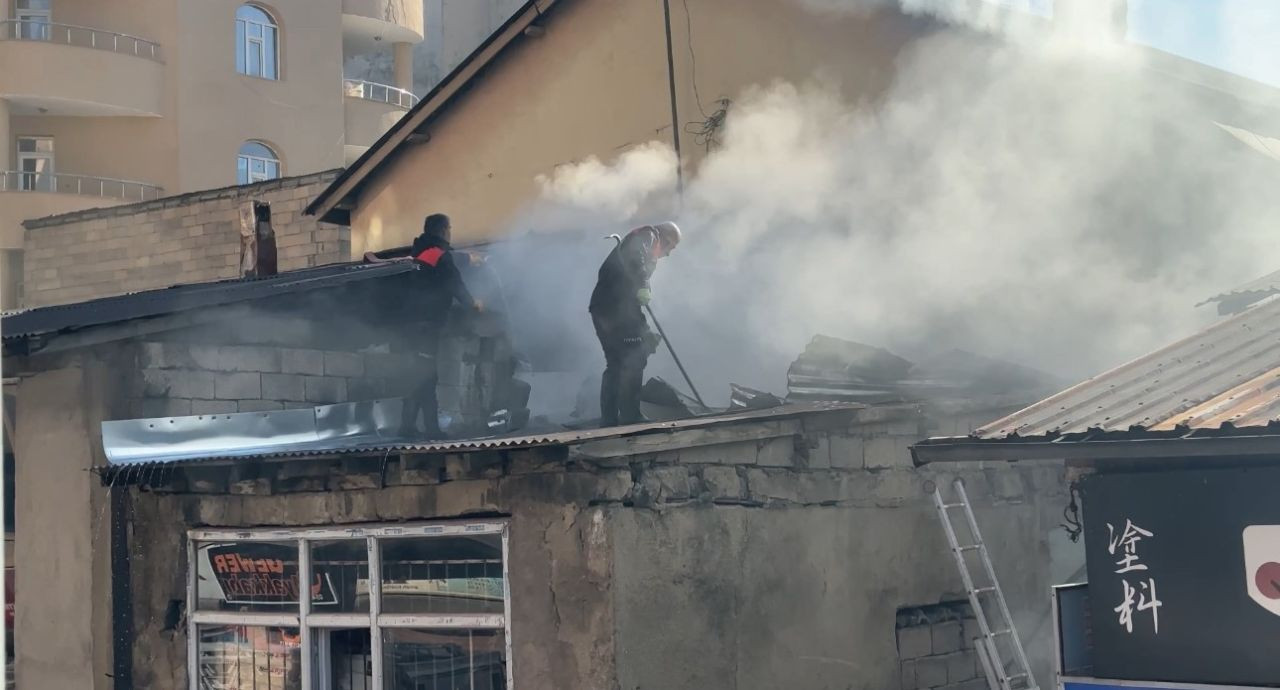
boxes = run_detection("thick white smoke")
[500,0,1280,406]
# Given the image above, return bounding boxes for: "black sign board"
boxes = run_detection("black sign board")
[1082,465,1280,686]
[207,543,337,605]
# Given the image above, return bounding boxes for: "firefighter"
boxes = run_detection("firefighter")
[401,213,483,438]
[589,222,682,426]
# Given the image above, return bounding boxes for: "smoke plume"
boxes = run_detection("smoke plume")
[495,0,1280,406]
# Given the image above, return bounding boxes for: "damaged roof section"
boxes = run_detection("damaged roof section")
[914,295,1280,465]
[786,335,1059,405]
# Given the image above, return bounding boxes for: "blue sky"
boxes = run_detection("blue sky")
[1129,0,1280,86]
[992,0,1280,86]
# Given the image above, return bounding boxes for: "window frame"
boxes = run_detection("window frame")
[234,3,279,80]
[14,0,51,40]
[187,520,513,690]
[237,140,281,184]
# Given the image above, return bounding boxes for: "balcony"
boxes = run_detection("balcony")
[0,20,164,117]
[0,172,163,249]
[342,0,424,51]
[344,79,415,162]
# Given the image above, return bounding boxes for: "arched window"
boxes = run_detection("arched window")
[237,141,281,184]
[235,4,278,79]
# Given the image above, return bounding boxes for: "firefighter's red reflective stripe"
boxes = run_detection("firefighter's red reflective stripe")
[415,247,445,267]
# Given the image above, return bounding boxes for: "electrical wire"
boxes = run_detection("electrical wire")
[680,0,730,152]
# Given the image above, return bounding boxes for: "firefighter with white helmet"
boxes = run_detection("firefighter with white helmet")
[588,222,682,426]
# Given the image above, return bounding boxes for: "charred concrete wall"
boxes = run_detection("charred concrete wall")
[121,405,1079,690]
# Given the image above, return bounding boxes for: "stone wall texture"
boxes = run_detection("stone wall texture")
[21,170,349,308]
[122,405,1083,690]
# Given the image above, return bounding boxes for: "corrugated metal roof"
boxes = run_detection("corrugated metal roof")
[1198,267,1280,313]
[2,260,415,342]
[101,399,863,467]
[976,295,1280,440]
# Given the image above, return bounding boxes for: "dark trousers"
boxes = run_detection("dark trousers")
[401,326,443,437]
[592,314,649,427]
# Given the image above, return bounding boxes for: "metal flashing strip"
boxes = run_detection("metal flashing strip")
[1062,678,1266,690]
[102,398,404,466]
[103,399,869,468]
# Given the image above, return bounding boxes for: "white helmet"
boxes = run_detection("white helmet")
[653,221,682,249]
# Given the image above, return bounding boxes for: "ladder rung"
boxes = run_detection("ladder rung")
[987,628,1012,637]
[1004,672,1028,680]
[941,502,965,509]
[955,544,982,552]
[972,586,996,594]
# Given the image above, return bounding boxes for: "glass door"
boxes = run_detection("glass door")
[16,138,54,192]
[14,0,51,40]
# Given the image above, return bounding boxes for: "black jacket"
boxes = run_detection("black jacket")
[589,226,659,338]
[409,233,475,324]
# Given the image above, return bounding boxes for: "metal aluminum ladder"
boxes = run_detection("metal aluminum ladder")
[931,478,1038,690]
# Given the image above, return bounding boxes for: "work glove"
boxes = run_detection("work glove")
[462,252,487,267]
[636,287,652,305]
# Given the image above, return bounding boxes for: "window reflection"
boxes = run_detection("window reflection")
[383,629,506,690]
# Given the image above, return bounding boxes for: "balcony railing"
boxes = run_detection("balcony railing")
[0,20,160,61]
[0,172,163,202]
[343,78,418,109]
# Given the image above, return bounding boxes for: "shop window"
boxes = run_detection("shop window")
[189,521,510,690]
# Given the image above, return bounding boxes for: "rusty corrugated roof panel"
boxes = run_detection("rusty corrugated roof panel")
[976,295,1280,439]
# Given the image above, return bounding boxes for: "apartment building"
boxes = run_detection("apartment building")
[0,0,423,309]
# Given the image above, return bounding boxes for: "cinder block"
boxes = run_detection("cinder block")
[678,442,752,465]
[961,619,982,647]
[984,468,1025,502]
[214,372,261,400]
[282,348,326,375]
[239,400,283,412]
[189,344,281,373]
[134,397,193,418]
[932,621,963,655]
[261,373,306,401]
[945,651,977,683]
[806,435,832,469]
[191,399,238,415]
[701,466,744,500]
[139,341,194,369]
[745,468,802,503]
[865,435,913,469]
[650,466,694,501]
[828,434,865,469]
[914,656,948,688]
[756,436,797,467]
[229,478,272,496]
[901,660,917,690]
[897,625,932,659]
[142,369,215,400]
[305,376,347,403]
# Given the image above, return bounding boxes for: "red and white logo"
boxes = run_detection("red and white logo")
[1243,525,1280,616]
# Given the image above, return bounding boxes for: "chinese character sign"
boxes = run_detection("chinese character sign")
[1108,519,1162,635]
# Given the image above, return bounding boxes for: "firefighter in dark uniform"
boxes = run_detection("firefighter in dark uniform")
[589,222,682,426]
[401,213,483,438]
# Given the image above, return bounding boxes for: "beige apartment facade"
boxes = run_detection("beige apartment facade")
[309,0,932,254]
[0,0,423,309]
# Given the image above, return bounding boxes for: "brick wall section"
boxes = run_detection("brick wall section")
[21,170,349,308]
[897,602,988,690]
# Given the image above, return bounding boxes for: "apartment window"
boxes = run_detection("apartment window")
[16,137,54,192]
[13,0,51,40]
[235,4,278,79]
[237,141,280,184]
[188,521,511,690]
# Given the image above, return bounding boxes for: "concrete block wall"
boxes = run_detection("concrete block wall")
[897,602,987,690]
[21,170,349,308]
[127,336,500,427]
[121,404,1078,690]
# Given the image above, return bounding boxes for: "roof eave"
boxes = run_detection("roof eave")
[305,0,562,223]
[911,433,1280,466]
